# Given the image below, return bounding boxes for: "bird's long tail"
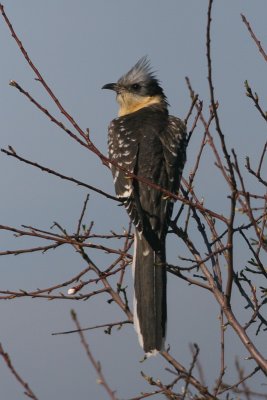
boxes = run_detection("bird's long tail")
[133,231,167,354]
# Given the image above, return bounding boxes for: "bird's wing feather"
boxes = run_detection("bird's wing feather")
[160,115,187,193]
[108,117,143,230]
[108,108,187,244]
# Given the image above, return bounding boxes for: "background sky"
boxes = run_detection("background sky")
[0,1,267,399]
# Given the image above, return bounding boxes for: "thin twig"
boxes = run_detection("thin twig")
[182,344,200,399]
[9,81,88,148]
[76,194,90,236]
[52,319,132,336]
[71,310,117,400]
[218,365,260,395]
[206,0,236,304]
[241,14,267,62]
[1,147,118,202]
[184,93,198,126]
[0,343,38,399]
[0,242,62,256]
[160,350,217,399]
[246,155,267,187]
[213,310,226,395]
[244,81,267,123]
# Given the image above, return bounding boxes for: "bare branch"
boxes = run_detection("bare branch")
[52,319,132,336]
[206,0,237,304]
[161,350,218,399]
[1,147,118,202]
[71,310,117,400]
[0,343,38,399]
[241,14,267,62]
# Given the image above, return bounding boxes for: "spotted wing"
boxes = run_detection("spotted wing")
[108,118,143,230]
[158,115,187,232]
[108,110,187,241]
[162,115,187,193]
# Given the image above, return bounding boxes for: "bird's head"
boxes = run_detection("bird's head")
[102,56,168,117]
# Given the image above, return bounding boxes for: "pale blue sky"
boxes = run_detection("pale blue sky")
[0,1,266,398]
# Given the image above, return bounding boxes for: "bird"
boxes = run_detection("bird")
[102,56,187,354]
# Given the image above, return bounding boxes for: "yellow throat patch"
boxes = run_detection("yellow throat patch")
[117,93,162,117]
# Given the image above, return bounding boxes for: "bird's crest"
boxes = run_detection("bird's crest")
[118,56,159,86]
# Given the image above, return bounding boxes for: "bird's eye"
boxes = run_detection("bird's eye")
[131,83,141,91]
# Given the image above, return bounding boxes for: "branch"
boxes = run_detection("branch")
[181,343,200,399]
[245,81,267,124]
[0,223,132,258]
[179,230,267,374]
[1,147,118,202]
[219,364,260,395]
[206,0,237,304]
[246,154,267,188]
[0,343,38,399]
[161,350,218,399]
[9,80,88,148]
[0,242,62,256]
[71,310,117,400]
[241,14,267,62]
[52,319,132,336]
[0,5,93,148]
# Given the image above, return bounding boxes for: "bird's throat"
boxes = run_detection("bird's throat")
[117,94,163,117]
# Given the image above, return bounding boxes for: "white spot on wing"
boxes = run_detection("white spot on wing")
[118,188,132,197]
[143,247,149,256]
[113,169,119,183]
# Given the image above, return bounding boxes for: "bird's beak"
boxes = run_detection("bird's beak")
[102,83,118,91]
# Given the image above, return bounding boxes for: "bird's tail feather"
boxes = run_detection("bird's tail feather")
[133,231,166,354]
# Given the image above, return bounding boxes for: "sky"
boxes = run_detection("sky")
[0,1,267,399]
